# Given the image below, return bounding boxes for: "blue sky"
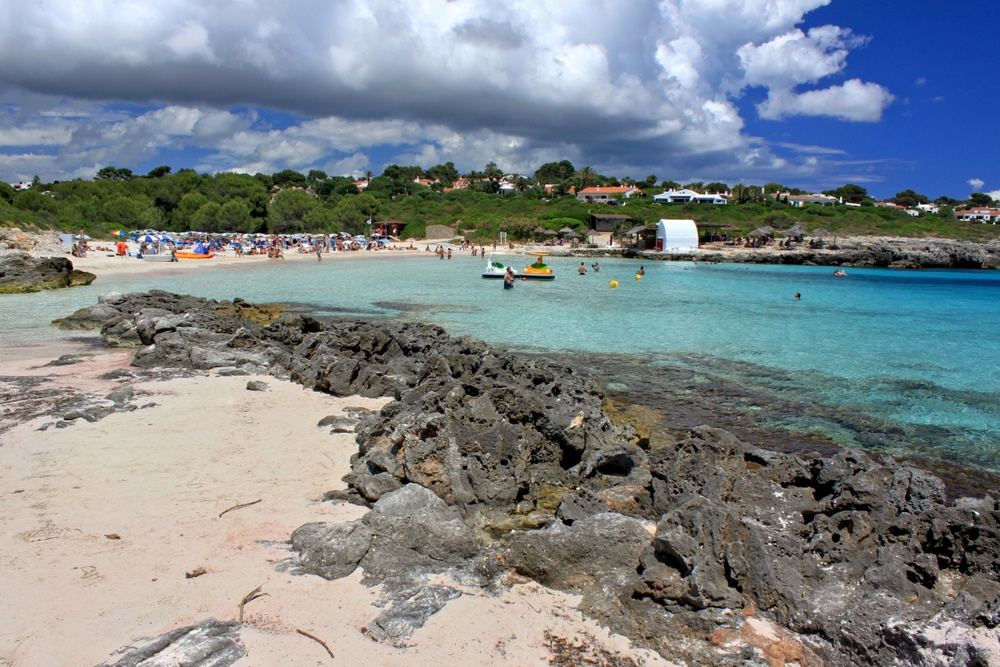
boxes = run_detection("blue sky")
[0,0,996,201]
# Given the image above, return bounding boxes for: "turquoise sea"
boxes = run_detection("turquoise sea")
[4,252,999,477]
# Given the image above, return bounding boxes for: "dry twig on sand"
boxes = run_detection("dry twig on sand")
[543,631,638,667]
[238,584,269,622]
[218,498,262,518]
[297,628,335,659]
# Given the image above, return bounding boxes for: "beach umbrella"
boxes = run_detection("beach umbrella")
[564,231,582,239]
[558,226,576,233]
[810,228,830,238]
[110,229,126,238]
[142,235,156,243]
[532,226,547,234]
[543,230,559,236]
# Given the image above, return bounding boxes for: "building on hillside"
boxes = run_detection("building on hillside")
[653,189,727,205]
[783,193,838,208]
[576,185,642,204]
[916,202,940,214]
[874,201,905,210]
[372,220,407,236]
[353,179,369,191]
[588,213,634,233]
[955,208,1000,223]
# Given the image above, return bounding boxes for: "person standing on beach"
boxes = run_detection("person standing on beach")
[316,245,322,261]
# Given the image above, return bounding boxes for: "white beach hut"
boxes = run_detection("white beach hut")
[655,219,699,253]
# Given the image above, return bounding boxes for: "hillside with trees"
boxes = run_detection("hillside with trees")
[1,162,997,243]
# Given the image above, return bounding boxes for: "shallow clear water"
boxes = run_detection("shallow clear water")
[4,253,999,471]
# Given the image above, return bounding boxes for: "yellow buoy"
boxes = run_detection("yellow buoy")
[635,273,642,280]
[610,280,618,288]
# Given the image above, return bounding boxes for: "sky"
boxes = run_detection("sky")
[0,0,996,200]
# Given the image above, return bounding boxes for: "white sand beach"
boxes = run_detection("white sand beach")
[0,346,674,666]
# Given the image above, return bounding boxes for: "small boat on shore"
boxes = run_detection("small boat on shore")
[142,241,177,262]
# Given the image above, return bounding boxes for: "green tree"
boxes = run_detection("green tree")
[427,162,460,183]
[307,169,328,185]
[271,169,308,189]
[660,180,681,191]
[731,183,764,204]
[302,205,336,232]
[576,166,596,190]
[824,183,868,204]
[268,189,318,233]
[103,195,157,228]
[216,199,252,232]
[147,165,172,179]
[534,160,575,183]
[174,192,210,229]
[213,172,268,219]
[0,181,15,204]
[891,189,929,208]
[704,181,730,194]
[12,189,58,213]
[483,161,503,193]
[763,182,786,194]
[190,202,222,231]
[96,166,134,181]
[332,194,380,235]
[969,192,993,207]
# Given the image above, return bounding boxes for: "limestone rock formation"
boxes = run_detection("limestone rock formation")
[66,291,1000,666]
[0,251,95,293]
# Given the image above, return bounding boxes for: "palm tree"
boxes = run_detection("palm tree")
[576,166,596,190]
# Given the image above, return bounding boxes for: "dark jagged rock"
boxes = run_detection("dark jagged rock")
[63,291,1000,666]
[577,237,1000,270]
[0,251,95,293]
[94,618,244,667]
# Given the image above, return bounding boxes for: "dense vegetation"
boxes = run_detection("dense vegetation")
[1,163,997,243]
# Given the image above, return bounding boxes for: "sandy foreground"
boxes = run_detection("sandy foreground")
[0,347,675,667]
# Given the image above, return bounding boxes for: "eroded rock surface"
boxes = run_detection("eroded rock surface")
[68,291,1000,666]
[0,250,95,293]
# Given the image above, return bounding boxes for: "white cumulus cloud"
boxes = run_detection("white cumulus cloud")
[757,79,895,122]
[0,0,892,184]
[968,178,985,192]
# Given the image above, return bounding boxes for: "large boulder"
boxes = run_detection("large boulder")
[0,251,95,293]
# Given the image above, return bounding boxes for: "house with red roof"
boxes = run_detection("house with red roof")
[955,207,1000,223]
[576,185,641,204]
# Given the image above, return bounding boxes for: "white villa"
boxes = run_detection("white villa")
[653,189,727,205]
[955,207,1000,223]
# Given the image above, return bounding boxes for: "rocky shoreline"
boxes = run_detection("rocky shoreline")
[572,236,1000,270]
[0,251,96,293]
[52,290,1000,666]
